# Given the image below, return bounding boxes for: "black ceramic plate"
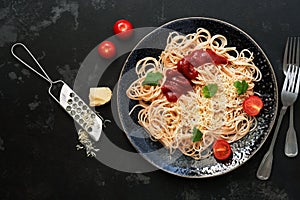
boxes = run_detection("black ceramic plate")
[117,17,278,178]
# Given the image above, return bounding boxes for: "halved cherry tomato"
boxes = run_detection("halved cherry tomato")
[113,19,133,39]
[243,96,263,116]
[213,139,232,161]
[97,41,116,59]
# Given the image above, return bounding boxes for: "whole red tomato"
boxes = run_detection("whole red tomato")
[97,41,116,59]
[113,19,133,39]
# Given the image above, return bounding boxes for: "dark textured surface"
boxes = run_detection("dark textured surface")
[1,0,300,199]
[118,17,278,178]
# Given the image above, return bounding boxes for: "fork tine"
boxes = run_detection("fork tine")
[283,37,289,69]
[295,66,300,94]
[292,37,297,64]
[288,65,295,92]
[291,65,297,92]
[288,37,293,64]
[296,37,300,66]
[292,65,298,91]
[283,64,292,91]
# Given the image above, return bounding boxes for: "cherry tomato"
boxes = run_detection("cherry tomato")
[113,19,133,39]
[213,139,232,161]
[243,96,263,116]
[97,41,116,59]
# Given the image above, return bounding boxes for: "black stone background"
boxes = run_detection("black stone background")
[0,0,300,199]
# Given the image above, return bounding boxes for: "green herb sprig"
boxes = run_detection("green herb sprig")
[202,84,218,98]
[234,80,248,95]
[142,72,163,86]
[192,127,203,142]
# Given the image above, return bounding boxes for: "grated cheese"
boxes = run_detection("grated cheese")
[76,129,99,157]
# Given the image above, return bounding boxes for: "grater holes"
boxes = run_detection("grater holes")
[87,127,93,132]
[66,106,71,111]
[82,114,90,121]
[89,117,95,125]
[66,93,99,131]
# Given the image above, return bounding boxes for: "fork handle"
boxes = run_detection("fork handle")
[285,104,298,157]
[257,106,287,180]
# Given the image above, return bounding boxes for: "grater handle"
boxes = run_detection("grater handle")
[11,43,103,142]
[48,80,65,104]
[11,43,67,103]
[11,43,54,84]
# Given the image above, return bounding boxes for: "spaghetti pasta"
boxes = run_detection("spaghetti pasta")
[126,28,262,160]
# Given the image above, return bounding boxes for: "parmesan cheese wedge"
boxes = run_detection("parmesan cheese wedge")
[89,87,112,107]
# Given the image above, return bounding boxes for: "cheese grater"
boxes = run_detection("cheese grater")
[11,43,102,141]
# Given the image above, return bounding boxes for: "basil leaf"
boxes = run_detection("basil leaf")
[202,84,218,98]
[142,72,163,86]
[192,127,203,142]
[234,80,248,95]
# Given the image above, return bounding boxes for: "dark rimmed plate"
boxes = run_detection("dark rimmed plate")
[117,17,278,178]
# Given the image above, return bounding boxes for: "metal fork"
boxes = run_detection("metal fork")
[283,37,300,157]
[257,65,300,180]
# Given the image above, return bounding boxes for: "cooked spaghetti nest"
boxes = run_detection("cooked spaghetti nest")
[126,28,262,160]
